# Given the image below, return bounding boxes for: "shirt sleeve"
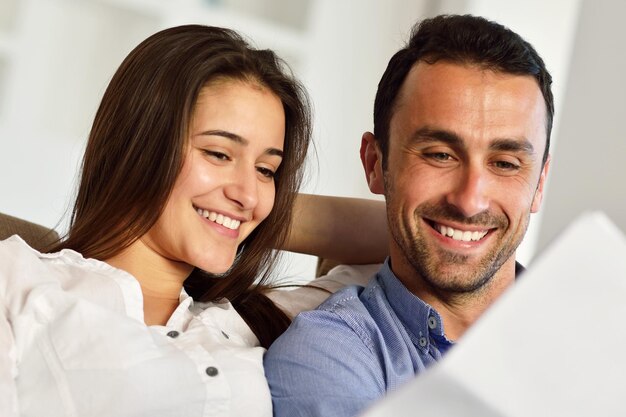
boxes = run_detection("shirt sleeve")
[0,301,19,417]
[0,237,49,417]
[264,307,385,417]
[266,263,380,318]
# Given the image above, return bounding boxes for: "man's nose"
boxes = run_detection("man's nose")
[445,165,490,218]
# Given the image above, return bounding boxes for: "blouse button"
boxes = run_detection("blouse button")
[166,330,180,338]
[221,330,230,339]
[206,366,219,377]
[418,336,428,348]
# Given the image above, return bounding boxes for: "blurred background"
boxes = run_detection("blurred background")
[0,0,623,279]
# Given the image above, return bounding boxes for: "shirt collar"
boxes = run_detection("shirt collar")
[165,288,195,329]
[376,259,449,354]
[376,258,526,354]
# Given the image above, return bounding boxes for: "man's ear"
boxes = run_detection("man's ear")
[531,154,551,213]
[360,132,385,195]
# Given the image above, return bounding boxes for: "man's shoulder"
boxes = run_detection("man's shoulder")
[280,276,390,349]
[265,278,389,417]
[315,274,384,319]
[265,276,389,383]
[317,282,367,311]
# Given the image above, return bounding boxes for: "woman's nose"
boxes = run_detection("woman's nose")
[224,166,259,210]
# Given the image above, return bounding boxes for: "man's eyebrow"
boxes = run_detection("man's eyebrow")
[489,138,535,155]
[410,127,535,156]
[410,127,464,147]
[197,129,283,157]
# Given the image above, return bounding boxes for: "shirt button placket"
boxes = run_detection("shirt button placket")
[205,366,219,377]
[418,336,428,348]
[428,316,438,330]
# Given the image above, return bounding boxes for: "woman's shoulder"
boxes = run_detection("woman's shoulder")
[0,235,141,314]
[1,234,43,255]
[0,234,56,278]
[0,234,114,277]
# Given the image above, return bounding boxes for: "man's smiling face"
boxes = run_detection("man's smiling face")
[370,61,550,296]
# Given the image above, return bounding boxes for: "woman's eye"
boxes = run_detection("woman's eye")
[256,167,276,179]
[203,150,230,161]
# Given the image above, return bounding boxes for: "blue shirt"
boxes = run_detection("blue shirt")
[264,259,455,417]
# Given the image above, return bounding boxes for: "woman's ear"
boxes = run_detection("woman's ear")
[360,132,385,195]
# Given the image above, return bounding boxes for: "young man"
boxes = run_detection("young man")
[265,14,552,417]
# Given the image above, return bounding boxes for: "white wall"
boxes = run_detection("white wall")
[538,0,626,249]
[1,0,605,280]
[0,0,161,231]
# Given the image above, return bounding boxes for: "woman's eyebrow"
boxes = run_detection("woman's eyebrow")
[197,129,283,157]
[198,129,248,145]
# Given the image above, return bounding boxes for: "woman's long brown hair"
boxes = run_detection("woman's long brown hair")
[51,25,311,348]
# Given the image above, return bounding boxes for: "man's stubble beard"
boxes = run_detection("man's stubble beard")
[384,177,530,297]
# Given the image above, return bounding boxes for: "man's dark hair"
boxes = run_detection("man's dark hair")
[373,14,553,168]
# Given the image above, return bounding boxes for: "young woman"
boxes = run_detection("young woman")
[0,25,386,417]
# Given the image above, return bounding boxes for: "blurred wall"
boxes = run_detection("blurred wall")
[0,0,600,279]
[538,0,626,250]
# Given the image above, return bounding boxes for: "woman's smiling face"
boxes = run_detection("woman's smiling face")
[141,79,286,275]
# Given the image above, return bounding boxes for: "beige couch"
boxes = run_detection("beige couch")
[0,212,59,252]
[0,212,338,270]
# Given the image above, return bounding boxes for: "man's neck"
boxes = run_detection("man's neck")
[390,256,517,341]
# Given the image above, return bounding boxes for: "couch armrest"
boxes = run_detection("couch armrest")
[0,213,59,252]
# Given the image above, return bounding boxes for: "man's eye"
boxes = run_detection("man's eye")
[257,167,276,179]
[426,152,452,161]
[493,161,520,170]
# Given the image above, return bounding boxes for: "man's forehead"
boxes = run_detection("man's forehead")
[395,60,541,105]
[389,60,548,151]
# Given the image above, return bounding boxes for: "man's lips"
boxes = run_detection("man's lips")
[427,219,492,242]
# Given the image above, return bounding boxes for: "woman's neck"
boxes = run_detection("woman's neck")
[104,239,193,326]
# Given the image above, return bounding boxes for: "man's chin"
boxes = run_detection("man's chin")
[420,256,497,293]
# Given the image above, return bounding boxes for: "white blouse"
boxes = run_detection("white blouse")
[0,235,378,417]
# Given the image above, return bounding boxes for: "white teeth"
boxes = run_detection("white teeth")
[437,223,488,242]
[195,207,241,230]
